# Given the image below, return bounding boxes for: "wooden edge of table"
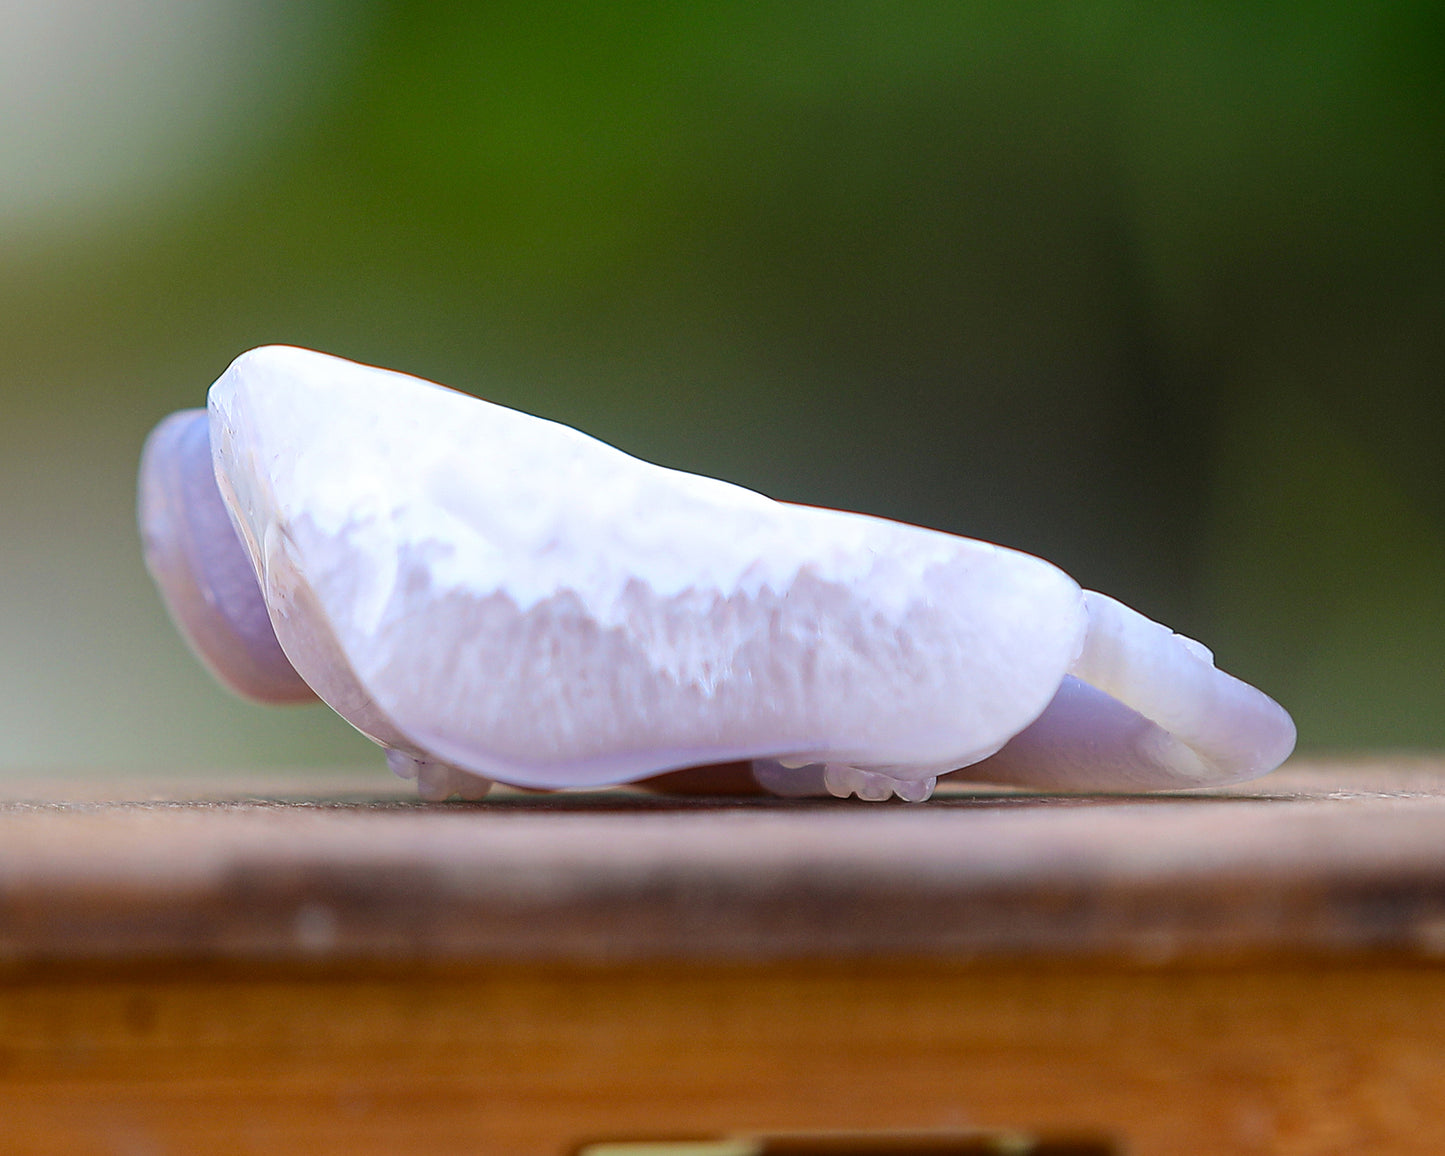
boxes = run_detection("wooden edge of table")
[1,757,1444,968]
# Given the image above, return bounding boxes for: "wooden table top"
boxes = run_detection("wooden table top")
[2,759,1444,967]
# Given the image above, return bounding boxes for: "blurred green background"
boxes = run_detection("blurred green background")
[1,0,1441,773]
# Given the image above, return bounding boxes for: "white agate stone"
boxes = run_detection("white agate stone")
[138,345,1296,801]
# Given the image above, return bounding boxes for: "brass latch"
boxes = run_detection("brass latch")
[574,1132,1120,1155]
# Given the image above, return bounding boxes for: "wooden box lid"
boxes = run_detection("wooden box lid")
[2,761,1443,966]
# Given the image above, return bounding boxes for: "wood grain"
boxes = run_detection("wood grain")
[2,761,1445,965]
[3,959,1445,1155]
[1,760,1444,1154]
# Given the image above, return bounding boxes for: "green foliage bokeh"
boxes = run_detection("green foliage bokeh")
[1,0,1441,767]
